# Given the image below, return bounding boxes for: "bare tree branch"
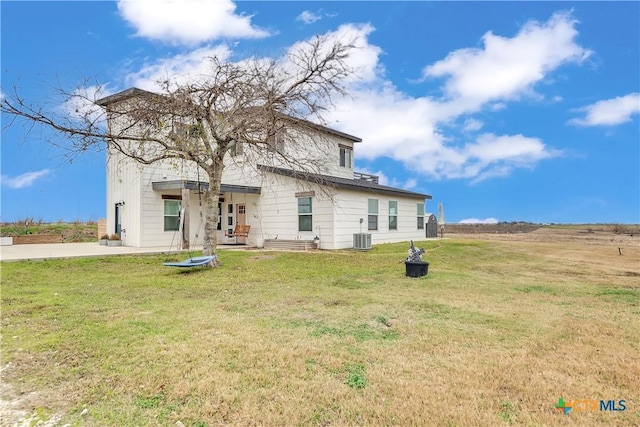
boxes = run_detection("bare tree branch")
[1,36,357,262]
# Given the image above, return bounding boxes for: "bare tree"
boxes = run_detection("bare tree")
[1,35,356,262]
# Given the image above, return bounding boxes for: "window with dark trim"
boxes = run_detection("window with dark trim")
[227,204,234,227]
[298,197,312,232]
[339,145,353,168]
[417,203,425,230]
[217,203,222,230]
[268,131,285,153]
[368,199,378,231]
[164,200,181,231]
[230,141,243,157]
[389,201,398,230]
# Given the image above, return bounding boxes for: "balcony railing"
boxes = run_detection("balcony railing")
[353,171,379,184]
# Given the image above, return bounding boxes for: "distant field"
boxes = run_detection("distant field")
[1,227,638,425]
[0,220,98,242]
[447,222,639,236]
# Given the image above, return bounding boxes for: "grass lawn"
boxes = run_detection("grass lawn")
[1,235,638,425]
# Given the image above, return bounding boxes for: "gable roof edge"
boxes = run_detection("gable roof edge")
[95,87,362,143]
[259,165,431,200]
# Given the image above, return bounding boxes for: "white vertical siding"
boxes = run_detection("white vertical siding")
[332,190,427,249]
[106,151,143,247]
[257,173,427,250]
[220,130,357,186]
[258,174,336,248]
[336,191,425,248]
[108,153,427,250]
[139,161,186,248]
[103,95,433,250]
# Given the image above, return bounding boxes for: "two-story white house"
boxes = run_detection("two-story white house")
[97,88,431,250]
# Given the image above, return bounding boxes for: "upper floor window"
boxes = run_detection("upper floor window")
[230,140,243,157]
[268,131,285,154]
[368,198,378,230]
[417,203,425,230]
[172,121,202,142]
[389,201,398,230]
[339,145,353,168]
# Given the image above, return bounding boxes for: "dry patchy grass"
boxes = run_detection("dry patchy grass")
[1,229,638,426]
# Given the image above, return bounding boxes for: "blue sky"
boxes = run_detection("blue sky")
[1,1,638,224]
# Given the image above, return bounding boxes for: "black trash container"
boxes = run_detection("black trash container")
[405,261,429,277]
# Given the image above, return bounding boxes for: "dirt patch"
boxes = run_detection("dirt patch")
[447,224,639,245]
[0,363,62,426]
[250,254,277,261]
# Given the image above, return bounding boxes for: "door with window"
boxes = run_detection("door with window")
[115,204,123,238]
[236,204,247,244]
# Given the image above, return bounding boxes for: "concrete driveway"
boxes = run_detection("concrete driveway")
[0,242,198,262]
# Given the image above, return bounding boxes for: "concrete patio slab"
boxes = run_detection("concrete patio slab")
[0,243,250,262]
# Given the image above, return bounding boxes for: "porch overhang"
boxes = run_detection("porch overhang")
[152,180,261,194]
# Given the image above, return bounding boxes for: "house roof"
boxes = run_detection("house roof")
[151,180,261,194]
[259,166,432,200]
[95,87,362,143]
[95,88,162,107]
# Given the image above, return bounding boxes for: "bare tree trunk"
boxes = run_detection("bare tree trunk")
[202,163,223,260]
[181,187,190,250]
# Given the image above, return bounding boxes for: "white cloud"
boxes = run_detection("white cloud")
[422,11,591,114]
[569,92,640,126]
[459,217,499,224]
[326,12,581,181]
[297,10,322,24]
[124,23,379,94]
[59,85,113,125]
[1,169,51,189]
[124,45,233,91]
[329,69,559,182]
[463,118,483,132]
[117,0,269,45]
[403,178,418,190]
[107,11,580,184]
[286,23,382,86]
[461,133,558,183]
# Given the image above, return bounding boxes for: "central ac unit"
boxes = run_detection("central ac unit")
[353,233,372,250]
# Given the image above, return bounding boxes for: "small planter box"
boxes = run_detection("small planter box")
[405,261,429,278]
[99,239,109,246]
[107,240,122,247]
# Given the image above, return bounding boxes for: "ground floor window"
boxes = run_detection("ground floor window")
[217,203,222,230]
[389,200,398,230]
[417,202,425,230]
[368,199,378,230]
[164,199,182,231]
[298,197,313,231]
